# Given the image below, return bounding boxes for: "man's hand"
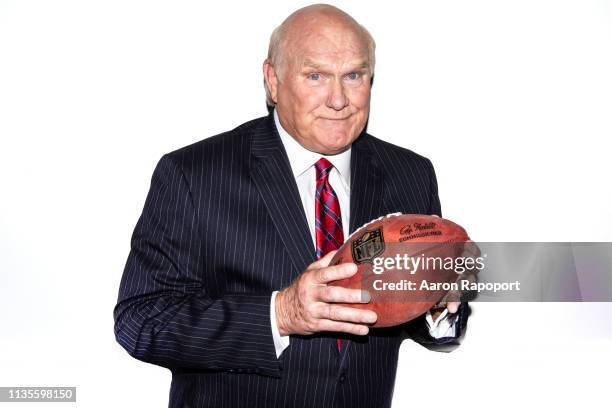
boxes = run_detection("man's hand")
[430,239,481,319]
[275,250,378,337]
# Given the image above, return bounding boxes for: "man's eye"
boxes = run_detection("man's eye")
[346,72,360,80]
[308,73,321,81]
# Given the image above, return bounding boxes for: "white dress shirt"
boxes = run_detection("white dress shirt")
[269,110,457,358]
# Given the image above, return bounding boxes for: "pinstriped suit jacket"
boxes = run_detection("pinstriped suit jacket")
[113,112,469,408]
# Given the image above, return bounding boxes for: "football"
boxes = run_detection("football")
[328,213,472,327]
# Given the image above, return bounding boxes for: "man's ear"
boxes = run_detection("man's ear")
[263,59,279,103]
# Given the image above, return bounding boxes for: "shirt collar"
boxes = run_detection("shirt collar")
[273,109,351,188]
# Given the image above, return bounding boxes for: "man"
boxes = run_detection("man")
[114,4,469,407]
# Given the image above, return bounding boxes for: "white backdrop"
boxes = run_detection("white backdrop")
[1,1,611,407]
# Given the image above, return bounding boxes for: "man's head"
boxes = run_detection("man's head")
[263,4,375,155]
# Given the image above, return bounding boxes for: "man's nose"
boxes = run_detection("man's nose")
[326,78,349,111]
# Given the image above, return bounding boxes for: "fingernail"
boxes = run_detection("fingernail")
[346,264,357,274]
[360,290,371,303]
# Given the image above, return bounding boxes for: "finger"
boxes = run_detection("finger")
[313,262,357,284]
[457,272,477,284]
[314,303,377,324]
[447,301,460,314]
[461,240,482,259]
[441,289,461,304]
[309,250,338,269]
[317,286,370,304]
[316,319,370,336]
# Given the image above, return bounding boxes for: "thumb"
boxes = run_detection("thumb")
[310,249,338,269]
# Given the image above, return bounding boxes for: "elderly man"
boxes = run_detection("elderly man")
[114,4,469,408]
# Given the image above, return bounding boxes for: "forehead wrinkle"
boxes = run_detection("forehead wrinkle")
[301,57,370,72]
[283,17,369,59]
[304,26,367,55]
[294,33,369,70]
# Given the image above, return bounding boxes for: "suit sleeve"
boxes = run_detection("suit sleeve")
[403,158,471,351]
[113,154,282,377]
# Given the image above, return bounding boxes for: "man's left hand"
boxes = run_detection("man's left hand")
[430,240,481,319]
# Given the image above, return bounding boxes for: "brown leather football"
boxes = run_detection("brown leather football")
[328,213,471,327]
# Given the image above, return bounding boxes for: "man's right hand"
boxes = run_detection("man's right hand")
[275,250,378,337]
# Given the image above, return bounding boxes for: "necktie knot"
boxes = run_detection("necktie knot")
[315,158,334,181]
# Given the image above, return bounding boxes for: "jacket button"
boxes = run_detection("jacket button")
[339,374,346,383]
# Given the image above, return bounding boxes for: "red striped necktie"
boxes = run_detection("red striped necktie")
[314,158,344,351]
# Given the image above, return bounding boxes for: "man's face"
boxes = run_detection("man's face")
[268,23,372,155]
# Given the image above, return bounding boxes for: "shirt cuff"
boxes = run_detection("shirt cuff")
[270,291,290,358]
[425,308,458,338]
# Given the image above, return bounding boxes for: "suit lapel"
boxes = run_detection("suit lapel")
[349,134,385,234]
[249,114,317,275]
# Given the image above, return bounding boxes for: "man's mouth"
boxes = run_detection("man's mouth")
[320,116,351,121]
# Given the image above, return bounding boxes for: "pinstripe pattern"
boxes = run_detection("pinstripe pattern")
[314,158,345,353]
[114,113,469,407]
